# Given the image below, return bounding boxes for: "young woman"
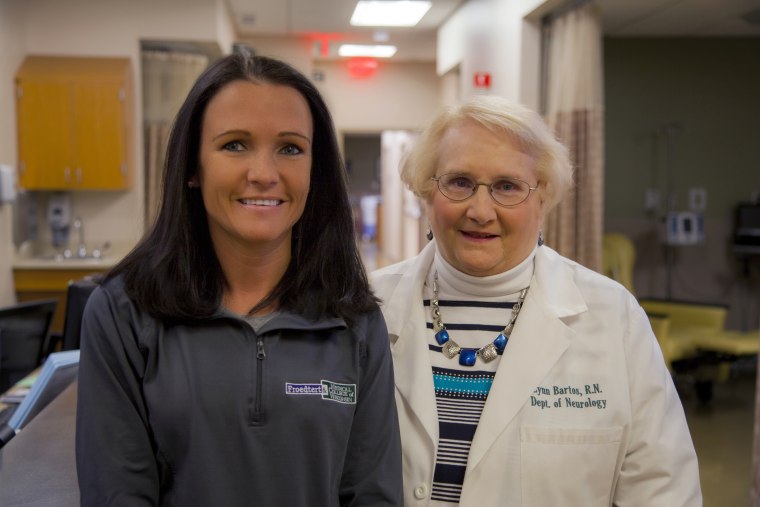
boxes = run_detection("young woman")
[76,52,402,506]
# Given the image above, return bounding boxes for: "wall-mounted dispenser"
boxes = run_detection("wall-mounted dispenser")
[47,192,71,247]
[665,211,704,245]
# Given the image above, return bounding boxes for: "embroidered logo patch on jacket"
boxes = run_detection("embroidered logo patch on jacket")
[285,380,357,404]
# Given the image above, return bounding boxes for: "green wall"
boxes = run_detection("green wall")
[604,38,760,221]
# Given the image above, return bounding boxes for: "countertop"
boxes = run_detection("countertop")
[0,382,80,506]
[12,256,121,270]
[11,242,132,270]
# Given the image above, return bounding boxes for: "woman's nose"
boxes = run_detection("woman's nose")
[246,153,279,186]
[465,185,497,223]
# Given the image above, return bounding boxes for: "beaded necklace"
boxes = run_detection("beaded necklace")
[431,270,529,366]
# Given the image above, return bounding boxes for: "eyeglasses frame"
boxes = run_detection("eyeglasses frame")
[430,174,538,208]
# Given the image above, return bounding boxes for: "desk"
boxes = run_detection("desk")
[0,382,79,506]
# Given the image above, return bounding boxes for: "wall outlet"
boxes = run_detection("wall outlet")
[688,187,707,212]
[644,188,660,211]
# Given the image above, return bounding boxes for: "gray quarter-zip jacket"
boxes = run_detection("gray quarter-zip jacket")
[76,275,402,506]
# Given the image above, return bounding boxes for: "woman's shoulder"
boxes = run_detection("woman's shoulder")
[85,273,151,325]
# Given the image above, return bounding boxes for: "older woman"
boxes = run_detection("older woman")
[371,95,701,506]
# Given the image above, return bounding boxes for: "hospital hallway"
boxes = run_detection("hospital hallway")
[359,238,757,506]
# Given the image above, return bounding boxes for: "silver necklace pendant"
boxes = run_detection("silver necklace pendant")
[431,270,528,367]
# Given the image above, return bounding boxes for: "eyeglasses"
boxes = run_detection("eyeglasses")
[431,173,537,207]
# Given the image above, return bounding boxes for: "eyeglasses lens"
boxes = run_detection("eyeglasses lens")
[437,174,530,206]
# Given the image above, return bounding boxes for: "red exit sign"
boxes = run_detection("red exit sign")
[473,72,491,88]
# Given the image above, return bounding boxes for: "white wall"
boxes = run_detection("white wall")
[436,0,547,107]
[315,60,441,133]
[243,35,316,77]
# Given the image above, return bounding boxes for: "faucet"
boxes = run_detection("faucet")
[73,217,86,258]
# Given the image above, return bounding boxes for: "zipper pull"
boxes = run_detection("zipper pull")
[257,337,266,360]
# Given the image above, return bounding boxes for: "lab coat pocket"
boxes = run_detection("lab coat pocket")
[521,426,623,507]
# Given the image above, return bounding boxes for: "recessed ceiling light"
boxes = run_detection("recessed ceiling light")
[350,1,432,27]
[338,44,398,58]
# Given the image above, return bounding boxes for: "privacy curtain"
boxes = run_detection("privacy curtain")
[542,1,604,272]
[141,50,208,227]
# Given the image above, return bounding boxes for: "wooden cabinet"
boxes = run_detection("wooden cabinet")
[15,56,133,190]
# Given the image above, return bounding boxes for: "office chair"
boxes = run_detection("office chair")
[61,276,101,351]
[0,299,58,393]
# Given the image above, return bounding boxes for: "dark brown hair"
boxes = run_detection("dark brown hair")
[110,52,376,323]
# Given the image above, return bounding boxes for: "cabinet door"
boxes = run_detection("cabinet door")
[72,79,129,189]
[16,78,75,189]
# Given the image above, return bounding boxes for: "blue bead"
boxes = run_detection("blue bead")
[435,329,450,345]
[493,333,508,351]
[459,349,477,366]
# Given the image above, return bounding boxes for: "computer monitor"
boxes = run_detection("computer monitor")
[0,350,79,448]
[0,299,57,393]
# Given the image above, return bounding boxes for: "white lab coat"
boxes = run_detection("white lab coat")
[371,241,702,507]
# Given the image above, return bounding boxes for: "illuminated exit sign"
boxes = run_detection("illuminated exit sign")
[473,72,491,88]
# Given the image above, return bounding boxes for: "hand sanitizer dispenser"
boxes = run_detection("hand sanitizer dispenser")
[47,193,71,248]
[0,164,16,203]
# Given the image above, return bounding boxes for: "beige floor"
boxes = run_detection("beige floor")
[359,239,757,506]
[681,365,756,507]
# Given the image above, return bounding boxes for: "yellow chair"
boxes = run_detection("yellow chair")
[602,233,701,369]
[602,232,759,402]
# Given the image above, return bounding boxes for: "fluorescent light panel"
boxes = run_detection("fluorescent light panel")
[338,44,397,58]
[351,1,432,27]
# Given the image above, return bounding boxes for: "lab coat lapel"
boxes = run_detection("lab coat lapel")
[384,243,439,446]
[467,247,587,471]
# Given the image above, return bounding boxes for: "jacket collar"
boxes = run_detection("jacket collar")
[214,307,346,334]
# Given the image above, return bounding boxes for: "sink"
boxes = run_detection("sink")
[34,242,111,262]
[36,253,108,262]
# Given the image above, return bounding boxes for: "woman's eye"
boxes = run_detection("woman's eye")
[279,144,304,156]
[493,179,518,192]
[449,177,473,189]
[222,141,245,152]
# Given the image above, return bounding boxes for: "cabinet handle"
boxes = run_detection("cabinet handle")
[76,167,82,184]
[64,167,71,183]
